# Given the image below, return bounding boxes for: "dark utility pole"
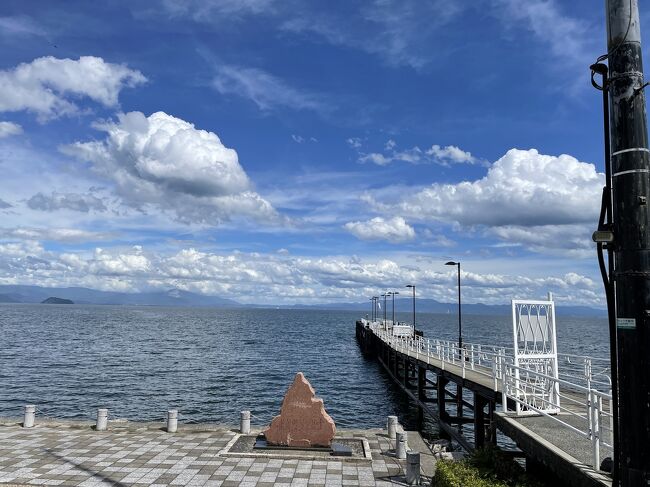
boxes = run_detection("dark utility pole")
[607,0,650,484]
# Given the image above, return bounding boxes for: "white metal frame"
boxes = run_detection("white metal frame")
[511,295,560,415]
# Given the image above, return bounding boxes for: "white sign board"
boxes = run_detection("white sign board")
[392,325,413,337]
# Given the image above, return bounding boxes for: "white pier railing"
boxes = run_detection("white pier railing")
[360,319,613,470]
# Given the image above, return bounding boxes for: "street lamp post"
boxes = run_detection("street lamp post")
[391,291,399,325]
[445,261,463,421]
[386,292,392,324]
[382,293,387,326]
[445,261,462,354]
[405,285,416,329]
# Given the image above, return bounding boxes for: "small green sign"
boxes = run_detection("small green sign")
[617,318,636,329]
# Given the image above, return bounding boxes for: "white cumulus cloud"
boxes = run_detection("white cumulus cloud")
[0,243,605,306]
[372,149,602,227]
[345,216,416,243]
[362,148,603,255]
[61,111,280,225]
[0,121,22,138]
[426,144,478,165]
[0,56,146,120]
[355,140,483,166]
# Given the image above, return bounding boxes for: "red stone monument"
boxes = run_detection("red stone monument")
[264,372,336,448]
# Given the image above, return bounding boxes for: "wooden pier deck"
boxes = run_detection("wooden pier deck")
[356,319,613,487]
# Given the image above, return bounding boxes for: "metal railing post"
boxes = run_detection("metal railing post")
[501,366,508,412]
[590,389,600,469]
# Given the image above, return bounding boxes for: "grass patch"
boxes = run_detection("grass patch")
[432,446,546,487]
[432,459,507,487]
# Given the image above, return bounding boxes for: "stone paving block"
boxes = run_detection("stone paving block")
[0,422,421,486]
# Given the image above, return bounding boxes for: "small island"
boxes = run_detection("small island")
[41,297,74,305]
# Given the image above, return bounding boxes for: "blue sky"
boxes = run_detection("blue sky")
[0,0,643,306]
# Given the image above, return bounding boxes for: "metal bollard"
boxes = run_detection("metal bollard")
[387,415,398,440]
[406,451,421,485]
[167,410,178,433]
[240,410,251,434]
[23,405,35,428]
[396,432,407,459]
[96,408,108,431]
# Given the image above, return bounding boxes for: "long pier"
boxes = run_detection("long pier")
[356,318,613,487]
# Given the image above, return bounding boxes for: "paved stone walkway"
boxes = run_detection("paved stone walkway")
[0,420,427,486]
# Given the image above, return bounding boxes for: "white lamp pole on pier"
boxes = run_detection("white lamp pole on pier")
[405,284,416,329]
[445,261,462,354]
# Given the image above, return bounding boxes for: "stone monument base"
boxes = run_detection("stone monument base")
[254,434,352,457]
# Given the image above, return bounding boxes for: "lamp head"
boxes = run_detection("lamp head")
[445,261,458,266]
[405,284,414,288]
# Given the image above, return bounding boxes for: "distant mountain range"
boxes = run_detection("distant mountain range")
[0,285,239,307]
[0,284,606,317]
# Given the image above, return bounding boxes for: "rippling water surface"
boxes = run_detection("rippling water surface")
[0,304,608,430]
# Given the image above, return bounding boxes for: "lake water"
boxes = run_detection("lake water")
[0,304,609,430]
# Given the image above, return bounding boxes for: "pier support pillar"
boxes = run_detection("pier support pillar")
[488,400,497,445]
[474,393,487,449]
[393,351,399,378]
[417,367,426,430]
[437,375,450,439]
[402,357,408,387]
